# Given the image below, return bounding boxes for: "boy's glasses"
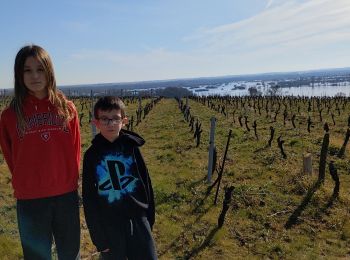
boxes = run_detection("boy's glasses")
[97,116,123,125]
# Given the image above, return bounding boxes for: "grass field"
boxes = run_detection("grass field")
[0,95,349,259]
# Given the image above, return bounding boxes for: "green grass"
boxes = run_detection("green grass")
[0,163,22,259]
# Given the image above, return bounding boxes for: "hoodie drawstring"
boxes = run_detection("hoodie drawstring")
[130,219,134,236]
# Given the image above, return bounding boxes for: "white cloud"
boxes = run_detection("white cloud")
[266,0,274,9]
[191,0,350,53]
[61,0,350,84]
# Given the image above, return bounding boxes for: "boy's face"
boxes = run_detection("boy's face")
[94,109,128,142]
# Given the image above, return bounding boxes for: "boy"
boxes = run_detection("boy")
[82,96,157,260]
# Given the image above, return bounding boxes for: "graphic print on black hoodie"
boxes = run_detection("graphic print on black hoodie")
[96,152,140,205]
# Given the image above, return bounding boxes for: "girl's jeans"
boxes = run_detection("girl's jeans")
[16,190,80,260]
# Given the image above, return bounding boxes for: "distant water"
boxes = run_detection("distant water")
[187,81,350,97]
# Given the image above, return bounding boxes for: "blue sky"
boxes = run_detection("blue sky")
[0,0,349,88]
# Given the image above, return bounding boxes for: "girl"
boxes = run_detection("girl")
[0,45,81,259]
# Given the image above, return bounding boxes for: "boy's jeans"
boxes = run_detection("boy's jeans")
[16,190,80,260]
[100,216,157,260]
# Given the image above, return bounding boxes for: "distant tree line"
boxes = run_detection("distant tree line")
[154,87,192,98]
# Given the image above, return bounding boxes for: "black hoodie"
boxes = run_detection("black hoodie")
[82,129,155,251]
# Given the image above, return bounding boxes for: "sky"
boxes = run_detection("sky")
[0,0,349,88]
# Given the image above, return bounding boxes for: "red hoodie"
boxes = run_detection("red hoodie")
[0,95,81,199]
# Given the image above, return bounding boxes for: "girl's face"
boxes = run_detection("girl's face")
[23,56,48,99]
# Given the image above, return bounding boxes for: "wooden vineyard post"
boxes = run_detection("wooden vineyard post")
[207,117,216,183]
[185,96,189,112]
[318,123,330,183]
[303,153,312,175]
[90,90,96,138]
[277,136,287,159]
[268,126,275,147]
[79,113,84,127]
[214,129,232,205]
[253,120,258,140]
[137,96,142,125]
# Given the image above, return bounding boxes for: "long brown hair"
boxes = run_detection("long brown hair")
[10,44,74,131]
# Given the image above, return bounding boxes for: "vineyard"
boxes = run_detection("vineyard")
[0,94,350,259]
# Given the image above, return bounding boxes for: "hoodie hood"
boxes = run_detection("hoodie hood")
[92,129,145,148]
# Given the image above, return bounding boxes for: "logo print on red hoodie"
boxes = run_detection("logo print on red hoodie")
[41,132,50,142]
[16,112,69,139]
